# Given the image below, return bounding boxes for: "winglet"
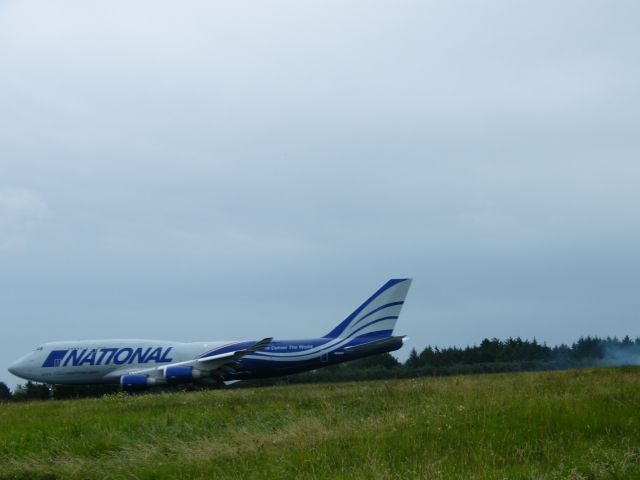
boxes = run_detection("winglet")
[247,337,273,353]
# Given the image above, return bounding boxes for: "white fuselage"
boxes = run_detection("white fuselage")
[8,339,232,385]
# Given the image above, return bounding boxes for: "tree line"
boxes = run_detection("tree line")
[2,335,639,401]
[404,335,640,368]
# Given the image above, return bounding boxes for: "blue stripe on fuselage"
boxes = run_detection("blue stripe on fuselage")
[249,315,398,361]
[228,334,404,379]
[198,339,332,359]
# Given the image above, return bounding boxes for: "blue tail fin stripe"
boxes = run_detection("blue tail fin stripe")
[324,279,408,338]
[347,301,404,332]
[347,316,399,339]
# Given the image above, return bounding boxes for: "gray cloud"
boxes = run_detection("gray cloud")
[1,0,639,387]
[0,188,49,251]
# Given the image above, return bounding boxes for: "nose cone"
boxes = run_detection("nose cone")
[8,361,19,376]
[8,358,28,379]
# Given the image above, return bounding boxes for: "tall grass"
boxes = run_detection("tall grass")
[1,367,639,479]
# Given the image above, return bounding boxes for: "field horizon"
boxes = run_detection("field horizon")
[1,366,639,479]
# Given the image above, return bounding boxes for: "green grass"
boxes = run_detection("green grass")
[1,367,639,479]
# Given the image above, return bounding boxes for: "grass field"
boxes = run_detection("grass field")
[1,367,639,479]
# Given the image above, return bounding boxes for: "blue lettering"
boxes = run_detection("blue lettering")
[79,349,97,366]
[63,349,87,367]
[96,349,109,365]
[113,348,134,365]
[54,346,172,367]
[160,347,173,363]
[130,347,152,364]
[98,348,119,365]
[146,347,162,363]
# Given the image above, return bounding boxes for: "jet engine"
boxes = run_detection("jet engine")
[120,374,158,390]
[164,366,202,383]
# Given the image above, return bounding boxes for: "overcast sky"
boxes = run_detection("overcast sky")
[1,0,639,387]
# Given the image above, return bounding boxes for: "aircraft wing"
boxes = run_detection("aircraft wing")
[122,337,273,379]
[192,337,273,371]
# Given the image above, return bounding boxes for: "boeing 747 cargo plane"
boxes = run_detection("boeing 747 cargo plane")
[8,279,412,390]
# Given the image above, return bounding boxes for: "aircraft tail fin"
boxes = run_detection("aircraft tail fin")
[323,279,412,339]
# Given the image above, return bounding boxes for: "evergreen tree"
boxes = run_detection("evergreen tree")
[571,336,603,359]
[419,346,437,367]
[13,382,50,401]
[406,348,421,368]
[0,382,11,402]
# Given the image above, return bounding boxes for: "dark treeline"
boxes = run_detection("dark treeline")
[406,335,640,368]
[2,335,640,401]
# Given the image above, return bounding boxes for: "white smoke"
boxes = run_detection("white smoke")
[599,344,640,367]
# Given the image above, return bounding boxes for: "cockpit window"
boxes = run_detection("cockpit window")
[35,346,43,351]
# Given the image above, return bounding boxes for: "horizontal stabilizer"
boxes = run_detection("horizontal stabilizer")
[344,335,407,354]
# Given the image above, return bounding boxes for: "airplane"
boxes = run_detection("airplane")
[8,279,412,390]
